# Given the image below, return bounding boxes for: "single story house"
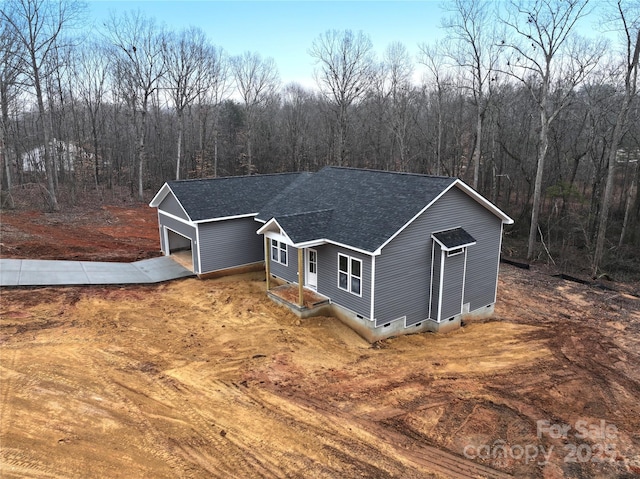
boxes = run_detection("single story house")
[150,167,513,342]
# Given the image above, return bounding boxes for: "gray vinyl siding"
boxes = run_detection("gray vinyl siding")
[198,217,263,274]
[158,213,199,272]
[316,244,371,319]
[268,243,372,319]
[269,242,298,283]
[159,193,189,220]
[440,252,465,320]
[375,186,502,327]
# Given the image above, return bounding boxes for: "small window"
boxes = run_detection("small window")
[338,253,362,296]
[447,247,464,257]
[270,239,288,265]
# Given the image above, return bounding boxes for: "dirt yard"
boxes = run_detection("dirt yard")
[1,205,639,478]
[0,204,161,262]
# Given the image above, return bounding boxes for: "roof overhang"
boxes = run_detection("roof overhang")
[256,218,295,245]
[453,180,514,225]
[149,182,171,207]
[193,213,257,224]
[149,182,192,222]
[431,227,477,251]
[256,217,376,256]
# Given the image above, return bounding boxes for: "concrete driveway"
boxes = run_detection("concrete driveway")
[0,256,194,287]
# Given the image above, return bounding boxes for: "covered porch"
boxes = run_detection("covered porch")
[267,283,331,318]
[262,236,331,317]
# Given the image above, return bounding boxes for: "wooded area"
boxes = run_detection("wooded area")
[0,0,639,279]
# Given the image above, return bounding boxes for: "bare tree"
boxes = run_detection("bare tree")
[381,42,414,172]
[0,14,24,208]
[442,0,500,190]
[195,44,231,178]
[593,0,640,275]
[499,0,603,260]
[72,40,110,190]
[165,26,211,180]
[1,0,84,210]
[103,10,167,200]
[309,29,375,165]
[418,41,453,176]
[282,83,313,171]
[231,51,279,173]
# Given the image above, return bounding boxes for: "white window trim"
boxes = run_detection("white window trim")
[270,239,288,266]
[337,253,363,297]
[447,247,464,257]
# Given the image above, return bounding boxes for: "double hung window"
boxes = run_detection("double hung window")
[338,253,362,296]
[271,239,287,265]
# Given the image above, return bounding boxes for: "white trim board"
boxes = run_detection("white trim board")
[149,183,192,222]
[158,210,196,226]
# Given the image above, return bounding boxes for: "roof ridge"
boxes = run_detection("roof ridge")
[322,166,454,180]
[275,208,334,219]
[168,171,310,184]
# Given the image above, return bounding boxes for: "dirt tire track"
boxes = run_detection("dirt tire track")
[254,385,514,479]
[86,351,194,479]
[0,449,75,479]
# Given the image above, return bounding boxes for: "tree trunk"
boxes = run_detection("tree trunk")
[593,28,640,275]
[175,109,183,180]
[138,105,147,201]
[472,108,482,190]
[593,103,629,275]
[527,109,549,260]
[0,82,15,209]
[619,172,636,247]
[32,59,58,211]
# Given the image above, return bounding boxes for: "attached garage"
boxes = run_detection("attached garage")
[149,173,309,276]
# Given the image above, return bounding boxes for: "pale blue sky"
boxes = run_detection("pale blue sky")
[87,1,445,88]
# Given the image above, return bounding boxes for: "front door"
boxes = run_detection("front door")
[306,249,318,290]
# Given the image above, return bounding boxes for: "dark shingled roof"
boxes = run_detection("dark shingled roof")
[257,167,456,253]
[167,172,311,221]
[432,228,476,249]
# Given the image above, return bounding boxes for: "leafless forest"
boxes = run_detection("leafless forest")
[1,0,639,279]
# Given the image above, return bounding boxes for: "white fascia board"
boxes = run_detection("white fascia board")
[257,218,294,245]
[453,180,514,225]
[293,238,376,257]
[325,239,377,257]
[431,235,477,252]
[193,213,257,224]
[149,184,192,222]
[257,219,377,256]
[256,217,281,235]
[158,210,195,226]
[149,183,170,207]
[292,239,327,248]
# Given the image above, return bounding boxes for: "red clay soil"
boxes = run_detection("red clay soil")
[0,204,161,262]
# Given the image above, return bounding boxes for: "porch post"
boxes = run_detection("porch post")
[264,236,271,291]
[298,248,304,307]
